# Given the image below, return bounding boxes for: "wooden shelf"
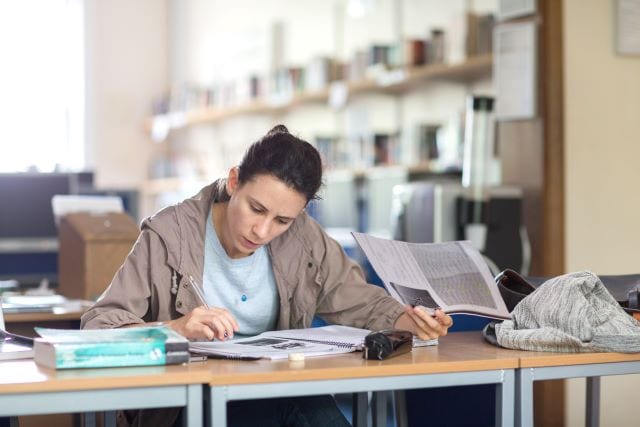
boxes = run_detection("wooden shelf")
[326,163,461,179]
[147,54,492,136]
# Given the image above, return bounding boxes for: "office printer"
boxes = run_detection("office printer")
[391,181,529,275]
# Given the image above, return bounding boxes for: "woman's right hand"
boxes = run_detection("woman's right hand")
[166,306,239,341]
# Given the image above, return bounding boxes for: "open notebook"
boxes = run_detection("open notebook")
[189,325,437,360]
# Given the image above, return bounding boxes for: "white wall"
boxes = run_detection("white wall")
[564,0,640,425]
[84,0,168,189]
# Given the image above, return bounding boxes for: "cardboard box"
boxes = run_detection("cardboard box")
[58,212,139,301]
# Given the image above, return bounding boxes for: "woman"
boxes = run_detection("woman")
[82,125,452,426]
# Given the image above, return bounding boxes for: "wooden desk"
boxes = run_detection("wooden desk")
[205,331,519,427]
[0,359,208,427]
[5,308,84,324]
[4,305,86,338]
[516,351,640,427]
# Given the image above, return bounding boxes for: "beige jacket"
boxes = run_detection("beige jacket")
[81,180,405,332]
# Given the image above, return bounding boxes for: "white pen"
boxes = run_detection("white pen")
[188,275,210,309]
[187,275,229,338]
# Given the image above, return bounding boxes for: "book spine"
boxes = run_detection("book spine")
[35,341,168,369]
[54,352,167,369]
[63,341,167,357]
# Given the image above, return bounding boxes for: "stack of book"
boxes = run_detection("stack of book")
[33,326,189,369]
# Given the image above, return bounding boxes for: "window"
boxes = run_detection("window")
[0,0,84,172]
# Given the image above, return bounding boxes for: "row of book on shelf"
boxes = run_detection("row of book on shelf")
[315,119,463,170]
[148,116,465,183]
[1,233,510,369]
[152,12,494,116]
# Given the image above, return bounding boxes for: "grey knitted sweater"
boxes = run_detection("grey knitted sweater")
[495,271,640,353]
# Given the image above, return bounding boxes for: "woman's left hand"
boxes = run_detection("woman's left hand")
[394,305,453,340]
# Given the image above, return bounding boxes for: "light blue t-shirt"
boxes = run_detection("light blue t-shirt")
[202,210,279,338]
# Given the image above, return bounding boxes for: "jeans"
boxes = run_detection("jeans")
[227,395,351,427]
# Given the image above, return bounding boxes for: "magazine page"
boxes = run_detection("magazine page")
[352,232,510,319]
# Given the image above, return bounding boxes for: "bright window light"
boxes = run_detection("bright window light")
[0,0,84,172]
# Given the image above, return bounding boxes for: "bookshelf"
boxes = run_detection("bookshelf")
[141,53,491,217]
[140,3,497,220]
[146,54,492,136]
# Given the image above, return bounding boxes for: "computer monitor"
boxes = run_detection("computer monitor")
[0,173,72,240]
[0,172,93,286]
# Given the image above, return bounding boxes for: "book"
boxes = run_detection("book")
[33,326,190,369]
[0,329,34,361]
[352,232,511,320]
[189,325,436,360]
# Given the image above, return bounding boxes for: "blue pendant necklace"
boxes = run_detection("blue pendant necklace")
[213,202,256,305]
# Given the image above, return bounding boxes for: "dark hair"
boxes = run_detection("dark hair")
[237,125,323,202]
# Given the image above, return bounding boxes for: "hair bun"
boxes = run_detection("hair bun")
[267,124,289,135]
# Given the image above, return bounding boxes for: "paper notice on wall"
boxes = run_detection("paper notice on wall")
[493,21,537,121]
[617,0,640,55]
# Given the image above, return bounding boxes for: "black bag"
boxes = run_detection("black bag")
[495,268,640,316]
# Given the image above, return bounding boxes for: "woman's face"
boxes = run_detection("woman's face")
[221,169,307,258]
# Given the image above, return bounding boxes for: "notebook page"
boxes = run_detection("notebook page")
[189,335,356,360]
[262,325,371,349]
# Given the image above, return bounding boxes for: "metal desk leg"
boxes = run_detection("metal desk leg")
[209,387,227,427]
[586,376,601,427]
[352,392,368,427]
[82,412,97,427]
[104,411,117,427]
[393,390,408,427]
[517,368,535,427]
[495,369,515,427]
[372,391,388,427]
[183,384,203,427]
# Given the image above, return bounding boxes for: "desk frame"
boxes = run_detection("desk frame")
[0,384,203,427]
[208,369,515,427]
[517,360,640,427]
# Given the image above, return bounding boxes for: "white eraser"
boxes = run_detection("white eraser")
[288,353,305,362]
[415,305,435,316]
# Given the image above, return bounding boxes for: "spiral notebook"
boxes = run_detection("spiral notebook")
[263,325,371,349]
[264,325,437,350]
[189,325,436,360]
[189,325,367,360]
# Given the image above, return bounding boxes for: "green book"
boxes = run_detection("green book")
[33,326,189,369]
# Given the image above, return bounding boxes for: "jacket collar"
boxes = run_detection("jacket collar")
[140,180,228,277]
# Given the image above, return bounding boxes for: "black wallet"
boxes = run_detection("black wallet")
[363,329,413,360]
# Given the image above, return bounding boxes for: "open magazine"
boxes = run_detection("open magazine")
[352,232,511,320]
